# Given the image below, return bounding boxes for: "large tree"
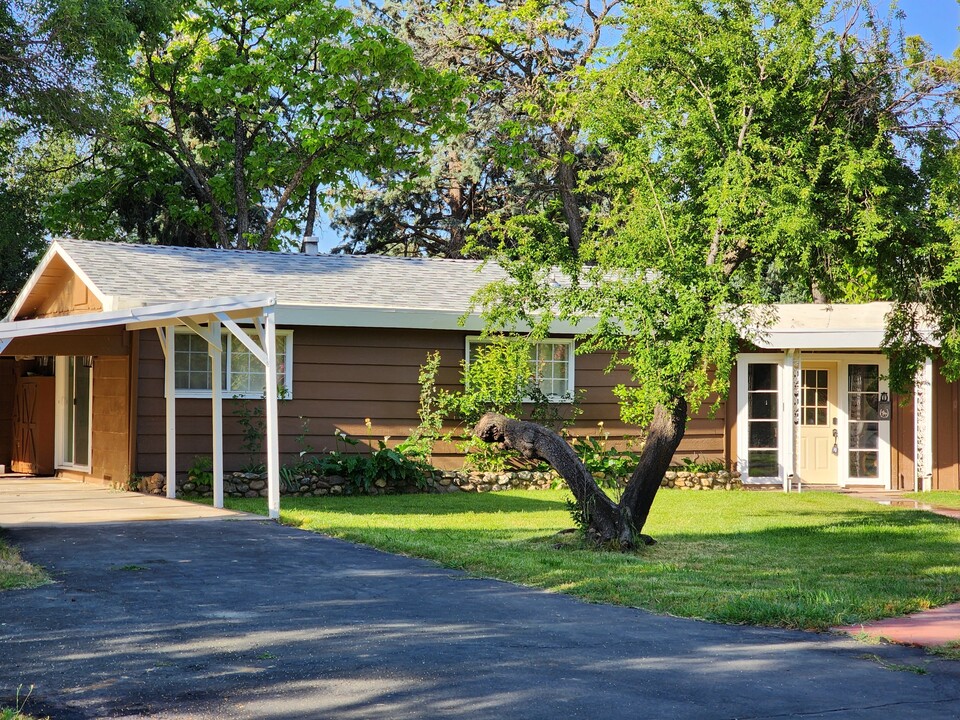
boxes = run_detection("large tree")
[473,0,960,547]
[331,0,619,257]
[42,0,462,250]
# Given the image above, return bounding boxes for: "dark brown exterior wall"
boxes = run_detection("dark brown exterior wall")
[933,358,960,491]
[0,357,14,468]
[890,391,915,491]
[135,326,729,476]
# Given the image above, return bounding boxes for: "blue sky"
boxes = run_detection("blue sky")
[900,0,959,56]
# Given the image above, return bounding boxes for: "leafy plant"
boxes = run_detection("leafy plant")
[675,457,726,474]
[232,396,264,472]
[572,432,640,488]
[187,456,213,487]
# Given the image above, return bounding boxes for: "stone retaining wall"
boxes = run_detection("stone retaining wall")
[137,467,741,497]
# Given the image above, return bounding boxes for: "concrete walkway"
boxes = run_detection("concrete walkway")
[2,518,960,718]
[0,476,253,527]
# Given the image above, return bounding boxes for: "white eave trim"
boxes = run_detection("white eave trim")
[4,240,111,321]
[275,304,595,334]
[753,330,887,350]
[0,293,277,353]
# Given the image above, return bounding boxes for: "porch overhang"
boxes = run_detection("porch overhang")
[0,293,282,520]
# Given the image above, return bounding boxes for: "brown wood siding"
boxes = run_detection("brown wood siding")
[90,356,132,486]
[933,358,960,491]
[0,358,14,468]
[4,326,131,357]
[31,265,101,318]
[890,392,915,491]
[135,327,728,476]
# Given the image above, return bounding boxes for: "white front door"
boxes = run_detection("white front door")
[56,356,92,471]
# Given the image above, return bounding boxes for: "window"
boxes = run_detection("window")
[174,329,293,399]
[746,362,779,478]
[847,364,880,479]
[465,337,575,402]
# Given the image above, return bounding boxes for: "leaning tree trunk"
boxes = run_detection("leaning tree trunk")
[474,399,687,549]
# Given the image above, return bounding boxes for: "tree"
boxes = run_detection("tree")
[331,0,620,257]
[0,181,45,316]
[472,0,960,548]
[45,0,463,250]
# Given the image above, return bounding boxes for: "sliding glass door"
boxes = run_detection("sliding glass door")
[57,356,92,470]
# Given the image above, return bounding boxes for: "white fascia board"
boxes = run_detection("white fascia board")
[4,241,113,321]
[753,330,886,350]
[275,305,595,335]
[0,293,277,350]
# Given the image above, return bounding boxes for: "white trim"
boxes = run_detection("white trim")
[915,358,934,492]
[210,319,224,509]
[277,305,594,334]
[736,353,787,483]
[739,352,891,488]
[54,356,93,474]
[754,330,885,350]
[4,241,110,322]
[165,326,177,499]
[0,293,277,351]
[172,327,293,400]
[217,313,268,366]
[264,308,281,520]
[465,336,576,402]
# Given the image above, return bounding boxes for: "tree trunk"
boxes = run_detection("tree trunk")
[474,398,688,549]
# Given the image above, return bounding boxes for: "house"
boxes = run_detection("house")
[0,239,954,515]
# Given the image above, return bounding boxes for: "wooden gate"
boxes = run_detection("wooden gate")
[11,376,54,475]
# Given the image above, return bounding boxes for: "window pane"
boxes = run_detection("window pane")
[749,393,776,419]
[749,450,778,477]
[749,421,777,448]
[849,451,879,478]
[849,422,879,449]
[849,364,879,392]
[749,364,776,391]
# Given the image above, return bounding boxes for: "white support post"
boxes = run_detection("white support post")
[209,319,224,508]
[914,357,934,492]
[163,326,177,499]
[264,308,281,519]
[782,350,796,493]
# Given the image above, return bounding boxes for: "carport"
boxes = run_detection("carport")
[0,293,283,519]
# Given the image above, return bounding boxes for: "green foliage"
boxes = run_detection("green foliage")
[0,179,45,316]
[675,457,727,474]
[187,456,213,487]
[44,0,463,249]
[571,431,640,488]
[475,0,960,426]
[413,340,580,472]
[232,398,264,472]
[297,428,434,493]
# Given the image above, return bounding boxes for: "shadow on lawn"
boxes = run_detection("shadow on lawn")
[276,492,571,515]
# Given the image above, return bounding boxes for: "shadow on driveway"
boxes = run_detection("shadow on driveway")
[1,519,959,719]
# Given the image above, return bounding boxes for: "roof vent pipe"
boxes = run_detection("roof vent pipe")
[300,236,319,256]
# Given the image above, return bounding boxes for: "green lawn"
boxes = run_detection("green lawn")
[215,490,960,630]
[0,537,48,591]
[902,491,960,509]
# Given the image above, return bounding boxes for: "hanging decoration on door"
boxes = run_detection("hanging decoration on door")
[878,391,891,420]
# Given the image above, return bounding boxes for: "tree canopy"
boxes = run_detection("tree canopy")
[472,0,960,545]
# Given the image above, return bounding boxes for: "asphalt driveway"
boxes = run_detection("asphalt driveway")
[1,518,959,719]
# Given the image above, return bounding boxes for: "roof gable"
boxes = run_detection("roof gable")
[5,242,107,321]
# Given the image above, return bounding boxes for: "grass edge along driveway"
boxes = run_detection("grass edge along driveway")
[0,534,48,592]
[211,489,959,631]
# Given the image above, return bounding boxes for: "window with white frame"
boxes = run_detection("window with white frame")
[173,329,293,398]
[465,337,575,401]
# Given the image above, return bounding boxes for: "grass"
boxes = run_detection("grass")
[207,489,960,630]
[0,537,48,591]
[902,491,960,509]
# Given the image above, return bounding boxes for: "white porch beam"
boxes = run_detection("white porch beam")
[264,307,281,519]
[914,357,934,492]
[164,326,177,499]
[210,319,225,508]
[216,312,268,366]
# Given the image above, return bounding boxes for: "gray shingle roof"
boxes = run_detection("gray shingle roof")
[56,238,506,312]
